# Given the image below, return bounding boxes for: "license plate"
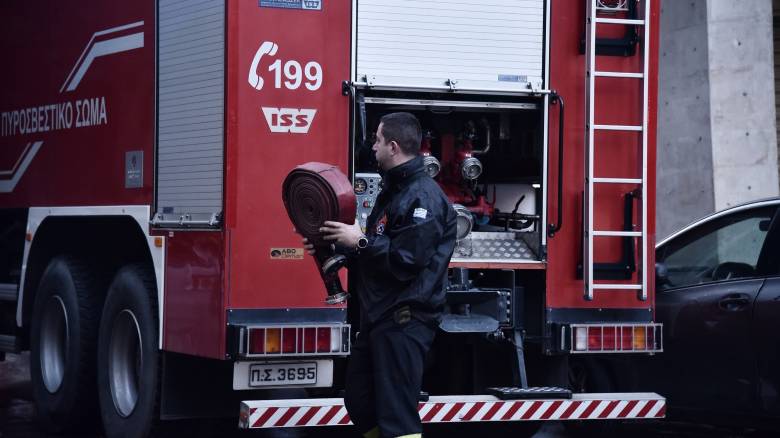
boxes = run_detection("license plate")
[249,362,317,387]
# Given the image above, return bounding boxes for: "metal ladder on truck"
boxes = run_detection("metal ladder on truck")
[583,0,651,301]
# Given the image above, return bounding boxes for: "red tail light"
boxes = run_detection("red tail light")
[249,328,265,354]
[282,328,297,353]
[587,327,603,351]
[243,325,350,357]
[316,327,331,353]
[572,324,662,353]
[602,326,616,350]
[621,326,634,350]
[300,327,316,353]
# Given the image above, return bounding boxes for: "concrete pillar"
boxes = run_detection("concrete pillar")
[657,0,778,239]
[657,0,714,239]
[707,1,778,211]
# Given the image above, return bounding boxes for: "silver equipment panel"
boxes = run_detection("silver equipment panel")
[354,173,381,232]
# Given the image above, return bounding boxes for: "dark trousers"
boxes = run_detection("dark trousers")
[344,315,435,438]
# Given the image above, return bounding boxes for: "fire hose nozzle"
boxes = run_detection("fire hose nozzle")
[325,292,349,305]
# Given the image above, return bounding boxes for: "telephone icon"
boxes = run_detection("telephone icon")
[248,41,278,90]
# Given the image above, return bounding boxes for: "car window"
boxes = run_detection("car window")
[658,206,776,290]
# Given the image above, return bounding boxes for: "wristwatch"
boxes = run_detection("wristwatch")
[356,235,369,250]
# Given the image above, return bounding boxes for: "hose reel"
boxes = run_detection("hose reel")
[282,162,356,304]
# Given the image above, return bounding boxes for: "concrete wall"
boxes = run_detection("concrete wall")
[657,0,714,239]
[657,0,778,239]
[707,1,778,211]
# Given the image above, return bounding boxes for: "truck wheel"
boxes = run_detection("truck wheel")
[565,358,619,435]
[29,255,103,432]
[97,264,160,438]
[568,358,613,394]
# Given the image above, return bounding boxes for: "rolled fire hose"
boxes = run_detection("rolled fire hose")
[282,162,356,305]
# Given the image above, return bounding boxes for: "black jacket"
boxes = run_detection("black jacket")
[352,156,457,326]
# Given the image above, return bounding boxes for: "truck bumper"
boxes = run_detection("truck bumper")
[238,392,665,429]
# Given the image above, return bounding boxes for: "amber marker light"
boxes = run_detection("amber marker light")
[633,326,647,350]
[265,328,281,353]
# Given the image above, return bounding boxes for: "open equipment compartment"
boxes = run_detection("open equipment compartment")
[352,91,547,267]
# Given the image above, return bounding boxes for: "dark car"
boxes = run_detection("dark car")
[626,198,780,430]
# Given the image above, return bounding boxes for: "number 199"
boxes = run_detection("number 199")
[269,59,322,91]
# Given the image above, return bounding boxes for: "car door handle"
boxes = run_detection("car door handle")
[718,293,750,311]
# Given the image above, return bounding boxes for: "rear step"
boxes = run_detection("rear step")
[239,392,665,429]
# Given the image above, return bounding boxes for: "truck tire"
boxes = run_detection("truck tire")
[565,358,619,435]
[29,255,103,432]
[97,264,160,438]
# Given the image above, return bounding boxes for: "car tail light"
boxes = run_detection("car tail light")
[243,324,350,357]
[569,323,662,353]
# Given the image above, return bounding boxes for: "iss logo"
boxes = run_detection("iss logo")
[259,0,321,10]
[302,0,322,10]
[261,107,316,134]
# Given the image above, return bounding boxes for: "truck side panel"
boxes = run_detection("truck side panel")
[546,1,659,310]
[0,1,155,207]
[163,231,225,359]
[225,1,352,310]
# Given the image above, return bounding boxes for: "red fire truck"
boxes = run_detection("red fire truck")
[0,0,664,435]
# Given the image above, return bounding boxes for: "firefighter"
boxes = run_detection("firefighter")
[304,112,456,437]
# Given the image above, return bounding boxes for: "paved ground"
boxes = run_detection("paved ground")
[0,353,43,438]
[0,352,771,438]
[0,352,555,437]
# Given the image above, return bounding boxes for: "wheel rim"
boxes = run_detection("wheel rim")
[108,309,143,418]
[40,295,69,393]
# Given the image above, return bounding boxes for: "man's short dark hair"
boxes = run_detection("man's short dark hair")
[379,112,422,156]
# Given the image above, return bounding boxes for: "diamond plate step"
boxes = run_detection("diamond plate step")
[453,232,537,260]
